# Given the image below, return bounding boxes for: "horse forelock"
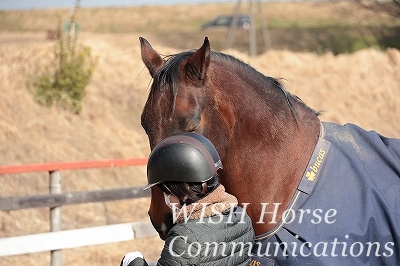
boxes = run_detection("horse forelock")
[154,52,194,92]
[152,50,246,97]
[147,51,194,116]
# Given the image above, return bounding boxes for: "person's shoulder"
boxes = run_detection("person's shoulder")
[166,221,198,240]
[226,206,252,222]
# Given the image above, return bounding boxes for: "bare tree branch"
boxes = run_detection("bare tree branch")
[354,0,400,17]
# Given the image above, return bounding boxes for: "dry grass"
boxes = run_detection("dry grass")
[0,1,399,265]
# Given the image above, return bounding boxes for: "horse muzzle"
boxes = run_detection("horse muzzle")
[149,214,173,240]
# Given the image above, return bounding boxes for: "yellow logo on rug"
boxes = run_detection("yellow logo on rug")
[306,148,326,181]
[306,171,316,181]
[250,260,261,266]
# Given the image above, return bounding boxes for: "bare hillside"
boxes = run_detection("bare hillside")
[0,3,399,265]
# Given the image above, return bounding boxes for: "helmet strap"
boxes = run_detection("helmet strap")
[201,182,208,194]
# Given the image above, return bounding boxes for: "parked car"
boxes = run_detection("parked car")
[201,15,251,30]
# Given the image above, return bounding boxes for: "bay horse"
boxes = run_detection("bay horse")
[139,37,400,264]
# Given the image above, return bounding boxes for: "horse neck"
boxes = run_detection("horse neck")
[212,68,320,235]
[223,98,320,194]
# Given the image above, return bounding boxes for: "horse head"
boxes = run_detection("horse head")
[140,37,229,239]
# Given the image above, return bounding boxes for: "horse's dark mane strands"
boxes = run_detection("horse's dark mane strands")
[212,51,320,119]
[156,51,194,91]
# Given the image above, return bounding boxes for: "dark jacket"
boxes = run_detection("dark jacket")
[126,185,254,266]
[157,205,254,265]
[158,184,254,265]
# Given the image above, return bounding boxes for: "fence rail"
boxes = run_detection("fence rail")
[0,157,148,174]
[0,186,150,211]
[0,221,156,257]
[0,158,156,265]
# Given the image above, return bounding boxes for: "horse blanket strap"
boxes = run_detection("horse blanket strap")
[252,122,400,265]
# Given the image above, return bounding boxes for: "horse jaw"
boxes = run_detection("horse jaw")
[148,186,174,240]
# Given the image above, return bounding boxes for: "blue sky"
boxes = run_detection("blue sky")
[0,0,233,10]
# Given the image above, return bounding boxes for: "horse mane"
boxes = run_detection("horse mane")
[151,50,320,123]
[211,51,320,120]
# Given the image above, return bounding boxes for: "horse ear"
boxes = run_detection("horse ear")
[140,37,164,78]
[186,37,211,83]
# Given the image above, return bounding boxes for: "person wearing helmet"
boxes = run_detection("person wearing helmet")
[121,132,254,266]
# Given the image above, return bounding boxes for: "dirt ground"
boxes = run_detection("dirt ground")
[0,3,399,265]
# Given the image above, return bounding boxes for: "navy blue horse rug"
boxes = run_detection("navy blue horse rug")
[252,122,400,265]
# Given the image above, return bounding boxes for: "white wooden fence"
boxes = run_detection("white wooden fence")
[0,158,158,265]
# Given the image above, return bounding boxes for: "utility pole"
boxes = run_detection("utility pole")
[226,0,271,56]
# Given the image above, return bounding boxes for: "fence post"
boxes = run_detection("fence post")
[50,170,62,266]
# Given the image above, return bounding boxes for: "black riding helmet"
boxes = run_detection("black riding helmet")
[143,132,223,190]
